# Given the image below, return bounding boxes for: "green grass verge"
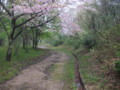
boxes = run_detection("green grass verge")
[50,46,76,89]
[63,58,76,90]
[52,45,103,89]
[0,47,47,84]
[78,55,102,84]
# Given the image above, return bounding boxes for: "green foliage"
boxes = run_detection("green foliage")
[115,61,120,77]
[53,40,64,46]
[51,32,98,50]
[77,55,102,84]
[0,47,47,83]
[0,32,6,38]
[64,36,82,49]
[0,17,11,34]
[116,51,120,58]
[53,46,103,89]
[40,31,53,39]
[63,54,76,90]
[75,1,120,87]
[0,32,6,46]
[0,38,4,46]
[82,34,97,49]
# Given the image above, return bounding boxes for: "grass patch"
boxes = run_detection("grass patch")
[52,45,103,89]
[78,55,102,84]
[0,47,47,84]
[50,45,76,90]
[63,58,76,90]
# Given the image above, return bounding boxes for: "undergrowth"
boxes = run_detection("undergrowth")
[0,47,47,83]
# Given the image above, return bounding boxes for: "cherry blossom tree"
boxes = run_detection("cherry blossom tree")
[59,0,96,36]
[0,0,63,61]
[59,7,81,35]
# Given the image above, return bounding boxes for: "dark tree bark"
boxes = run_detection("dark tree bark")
[32,29,40,49]
[35,31,39,49]
[32,39,35,49]
[6,40,13,61]
[23,40,26,49]
[22,31,29,52]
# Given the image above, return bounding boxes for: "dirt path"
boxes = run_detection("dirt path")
[0,51,69,90]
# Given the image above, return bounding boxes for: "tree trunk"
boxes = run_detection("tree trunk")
[34,32,39,49]
[32,39,35,49]
[35,40,38,49]
[6,42,13,61]
[23,41,25,49]
[25,41,28,53]
[22,34,25,49]
[34,35,38,49]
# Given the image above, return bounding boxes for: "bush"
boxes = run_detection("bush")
[82,35,97,49]
[74,40,81,49]
[53,40,64,46]
[74,44,80,49]
[115,61,120,77]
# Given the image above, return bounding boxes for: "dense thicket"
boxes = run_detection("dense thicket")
[76,0,120,61]
[50,1,120,88]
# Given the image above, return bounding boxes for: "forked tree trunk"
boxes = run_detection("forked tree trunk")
[6,42,13,61]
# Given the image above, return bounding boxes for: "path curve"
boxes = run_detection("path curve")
[0,51,69,90]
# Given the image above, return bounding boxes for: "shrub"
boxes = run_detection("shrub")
[82,35,97,49]
[74,40,81,49]
[115,61,120,77]
[53,40,64,46]
[74,44,80,49]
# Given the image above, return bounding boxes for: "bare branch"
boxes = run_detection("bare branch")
[15,12,45,29]
[30,13,59,28]
[15,15,36,29]
[0,1,11,16]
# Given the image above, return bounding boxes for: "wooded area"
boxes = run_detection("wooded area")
[0,0,120,90]
[0,0,60,61]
